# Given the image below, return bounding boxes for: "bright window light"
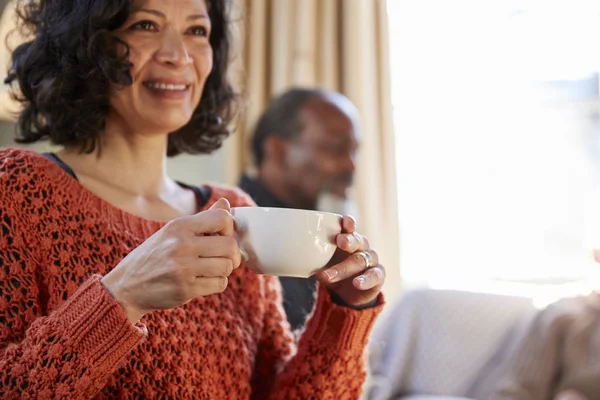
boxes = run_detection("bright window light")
[388,1,600,299]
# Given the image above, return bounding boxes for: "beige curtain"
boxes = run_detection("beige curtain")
[226,0,401,297]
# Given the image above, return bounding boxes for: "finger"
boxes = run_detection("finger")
[353,265,386,291]
[196,236,242,268]
[229,207,246,231]
[191,257,234,278]
[316,249,380,284]
[336,232,370,254]
[341,215,356,234]
[238,245,250,262]
[185,202,235,236]
[210,197,231,212]
[189,276,229,297]
[230,210,249,262]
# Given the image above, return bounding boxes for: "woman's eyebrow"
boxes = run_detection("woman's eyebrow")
[133,8,210,22]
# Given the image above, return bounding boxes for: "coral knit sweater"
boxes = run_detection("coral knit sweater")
[0,148,384,399]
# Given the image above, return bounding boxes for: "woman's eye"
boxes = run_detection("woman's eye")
[189,26,208,37]
[131,21,156,31]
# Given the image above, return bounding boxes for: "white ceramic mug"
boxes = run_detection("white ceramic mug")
[231,207,342,277]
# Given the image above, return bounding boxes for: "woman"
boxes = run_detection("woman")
[0,0,386,398]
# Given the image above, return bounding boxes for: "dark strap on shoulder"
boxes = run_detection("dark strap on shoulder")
[178,182,212,210]
[191,185,212,209]
[43,152,79,180]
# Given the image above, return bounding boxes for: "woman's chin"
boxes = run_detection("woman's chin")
[141,113,194,134]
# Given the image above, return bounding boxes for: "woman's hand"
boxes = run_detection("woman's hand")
[314,216,385,307]
[101,198,242,324]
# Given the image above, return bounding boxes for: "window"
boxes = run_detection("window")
[388,0,600,301]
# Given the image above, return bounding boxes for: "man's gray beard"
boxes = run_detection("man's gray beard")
[316,191,360,220]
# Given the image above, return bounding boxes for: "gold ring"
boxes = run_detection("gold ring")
[357,251,374,269]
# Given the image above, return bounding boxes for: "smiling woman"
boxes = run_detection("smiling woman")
[0,0,386,398]
[110,3,214,138]
[7,0,234,156]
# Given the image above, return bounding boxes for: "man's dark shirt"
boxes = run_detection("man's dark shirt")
[239,174,318,332]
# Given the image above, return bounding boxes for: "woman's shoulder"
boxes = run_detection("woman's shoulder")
[204,183,257,209]
[0,147,47,183]
[0,147,67,201]
[0,146,40,169]
[0,146,54,172]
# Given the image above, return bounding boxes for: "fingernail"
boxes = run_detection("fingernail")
[240,247,250,262]
[347,235,355,246]
[232,215,243,232]
[325,269,339,281]
[348,215,357,227]
[356,276,366,287]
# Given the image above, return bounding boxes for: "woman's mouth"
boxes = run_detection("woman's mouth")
[143,82,189,91]
[142,81,191,99]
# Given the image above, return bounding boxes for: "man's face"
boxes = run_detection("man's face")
[283,100,360,208]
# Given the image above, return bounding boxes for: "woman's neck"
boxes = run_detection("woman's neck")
[58,126,172,199]
[55,116,202,221]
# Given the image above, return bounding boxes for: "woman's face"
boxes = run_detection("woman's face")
[110,0,213,136]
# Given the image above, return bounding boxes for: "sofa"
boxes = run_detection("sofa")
[362,288,538,400]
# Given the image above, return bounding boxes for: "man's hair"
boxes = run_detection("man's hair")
[251,87,334,167]
[6,0,238,156]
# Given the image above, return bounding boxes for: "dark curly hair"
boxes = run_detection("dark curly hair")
[5,0,238,156]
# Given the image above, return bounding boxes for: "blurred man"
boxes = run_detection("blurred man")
[239,87,360,332]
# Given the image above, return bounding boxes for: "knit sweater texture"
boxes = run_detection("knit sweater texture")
[0,148,384,399]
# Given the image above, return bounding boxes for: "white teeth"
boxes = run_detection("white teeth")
[145,82,187,91]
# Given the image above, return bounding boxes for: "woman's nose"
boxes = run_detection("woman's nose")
[155,29,191,67]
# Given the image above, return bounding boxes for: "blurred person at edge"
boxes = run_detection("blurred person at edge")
[484,145,600,400]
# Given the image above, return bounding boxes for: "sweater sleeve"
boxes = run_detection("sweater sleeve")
[251,275,384,399]
[0,152,146,399]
